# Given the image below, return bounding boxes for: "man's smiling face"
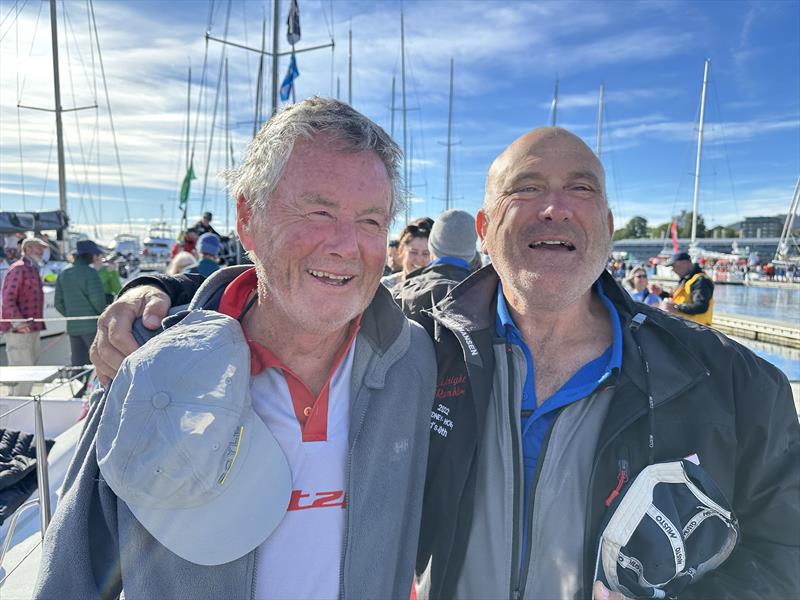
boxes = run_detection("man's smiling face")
[478,128,614,309]
[238,135,392,335]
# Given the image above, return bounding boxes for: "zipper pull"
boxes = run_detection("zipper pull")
[512,589,521,600]
[604,460,629,508]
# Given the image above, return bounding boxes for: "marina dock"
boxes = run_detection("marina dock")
[712,313,800,350]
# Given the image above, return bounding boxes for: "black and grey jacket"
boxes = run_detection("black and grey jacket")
[392,261,473,337]
[415,265,800,599]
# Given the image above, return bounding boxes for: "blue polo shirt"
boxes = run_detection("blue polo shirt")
[495,280,622,547]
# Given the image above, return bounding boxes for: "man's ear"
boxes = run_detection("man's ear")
[476,209,490,255]
[236,195,254,251]
[607,209,614,237]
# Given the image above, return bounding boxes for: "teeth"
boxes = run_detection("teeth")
[530,240,576,250]
[308,269,353,282]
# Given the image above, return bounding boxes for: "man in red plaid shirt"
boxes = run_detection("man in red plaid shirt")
[1,238,48,395]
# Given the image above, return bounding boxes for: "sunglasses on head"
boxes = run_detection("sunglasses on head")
[405,224,431,236]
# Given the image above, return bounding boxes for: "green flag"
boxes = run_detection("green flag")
[179,163,196,209]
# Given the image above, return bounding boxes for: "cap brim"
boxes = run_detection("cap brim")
[124,410,292,566]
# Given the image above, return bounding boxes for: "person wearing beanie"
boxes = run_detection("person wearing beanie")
[186,233,222,277]
[393,209,478,334]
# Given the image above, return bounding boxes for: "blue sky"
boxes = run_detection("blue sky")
[0,0,798,241]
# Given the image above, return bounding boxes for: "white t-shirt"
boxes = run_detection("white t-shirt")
[250,343,354,600]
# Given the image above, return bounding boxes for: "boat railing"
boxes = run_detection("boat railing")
[0,365,92,579]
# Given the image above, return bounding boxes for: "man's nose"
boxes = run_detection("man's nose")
[325,219,360,258]
[538,190,573,222]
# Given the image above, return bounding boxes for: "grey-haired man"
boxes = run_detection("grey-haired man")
[35,98,435,599]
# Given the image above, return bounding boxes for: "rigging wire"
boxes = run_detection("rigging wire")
[0,0,28,44]
[601,104,624,225]
[85,0,101,228]
[63,2,101,234]
[15,0,27,210]
[16,0,43,101]
[710,76,740,224]
[38,130,55,210]
[88,0,133,232]
[199,0,233,213]
[404,45,430,218]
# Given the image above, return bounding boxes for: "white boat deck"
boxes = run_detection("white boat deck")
[0,421,83,598]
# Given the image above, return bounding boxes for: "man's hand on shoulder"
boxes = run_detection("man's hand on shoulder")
[90,285,171,386]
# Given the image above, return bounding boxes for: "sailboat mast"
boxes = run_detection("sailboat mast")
[270,0,280,116]
[49,0,67,226]
[185,63,192,169]
[596,83,604,156]
[550,78,559,127]
[690,59,710,246]
[390,75,396,137]
[401,9,409,223]
[445,58,454,211]
[254,16,267,137]
[348,29,353,105]
[225,58,231,233]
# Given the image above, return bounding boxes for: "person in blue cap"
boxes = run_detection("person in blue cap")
[55,239,107,367]
[186,232,222,277]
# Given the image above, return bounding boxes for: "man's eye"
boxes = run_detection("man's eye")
[515,186,541,194]
[571,184,595,192]
[359,218,382,232]
[309,211,334,220]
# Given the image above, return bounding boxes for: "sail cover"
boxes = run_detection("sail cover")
[0,210,69,234]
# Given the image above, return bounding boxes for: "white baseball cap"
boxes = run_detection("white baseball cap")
[97,310,291,566]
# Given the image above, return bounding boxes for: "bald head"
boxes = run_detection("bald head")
[484,127,606,214]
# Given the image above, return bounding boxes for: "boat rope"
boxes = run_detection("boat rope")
[0,316,102,323]
[88,0,133,234]
[0,0,29,44]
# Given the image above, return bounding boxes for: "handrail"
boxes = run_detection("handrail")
[0,363,95,574]
[0,499,39,567]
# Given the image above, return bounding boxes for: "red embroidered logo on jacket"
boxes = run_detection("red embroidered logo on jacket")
[287,490,347,511]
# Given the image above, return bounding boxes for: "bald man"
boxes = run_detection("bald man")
[415,128,799,599]
[91,128,799,600]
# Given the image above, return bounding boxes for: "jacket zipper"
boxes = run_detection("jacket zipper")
[250,546,259,600]
[338,388,372,600]
[505,344,524,600]
[514,413,558,600]
[581,404,646,597]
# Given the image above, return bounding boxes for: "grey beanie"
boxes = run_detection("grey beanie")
[428,209,477,263]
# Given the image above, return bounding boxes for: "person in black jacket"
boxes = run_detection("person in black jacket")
[392,209,477,335]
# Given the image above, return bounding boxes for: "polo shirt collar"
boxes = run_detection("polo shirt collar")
[494,277,623,374]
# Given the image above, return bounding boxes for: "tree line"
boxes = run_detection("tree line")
[612,210,739,241]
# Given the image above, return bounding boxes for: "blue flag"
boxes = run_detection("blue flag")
[280,54,300,102]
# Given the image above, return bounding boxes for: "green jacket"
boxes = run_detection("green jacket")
[54,259,107,336]
[98,267,122,298]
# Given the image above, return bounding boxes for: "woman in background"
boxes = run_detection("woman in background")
[625,266,660,306]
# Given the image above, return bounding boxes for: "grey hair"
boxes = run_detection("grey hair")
[226,97,404,221]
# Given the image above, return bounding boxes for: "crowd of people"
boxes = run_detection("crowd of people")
[0,98,794,599]
[1,216,226,382]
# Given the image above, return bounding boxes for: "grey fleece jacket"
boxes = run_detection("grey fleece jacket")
[34,266,437,600]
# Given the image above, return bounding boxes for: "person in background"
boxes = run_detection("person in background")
[185,233,222,277]
[624,266,660,306]
[661,251,715,324]
[170,228,198,258]
[193,211,220,236]
[380,217,434,289]
[393,209,478,334]
[98,255,123,304]
[0,238,48,396]
[166,250,198,275]
[55,239,107,367]
[384,238,401,276]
